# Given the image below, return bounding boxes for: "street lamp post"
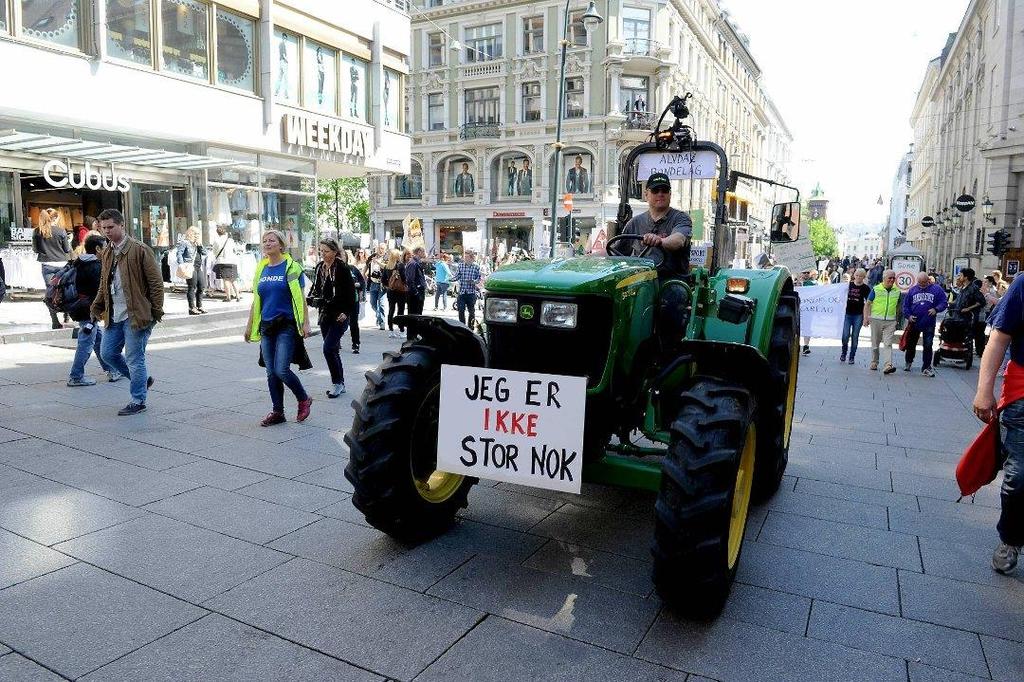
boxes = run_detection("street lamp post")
[548,1,603,257]
[983,196,996,224]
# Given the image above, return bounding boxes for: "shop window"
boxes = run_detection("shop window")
[383,69,401,131]
[494,152,533,199]
[21,0,80,49]
[465,23,501,63]
[443,156,475,201]
[161,0,209,81]
[428,93,445,131]
[564,77,584,119]
[0,2,7,33]
[303,40,337,113]
[562,151,593,195]
[0,173,15,244]
[341,54,369,121]
[216,8,255,93]
[106,0,151,65]
[272,29,300,105]
[522,16,543,54]
[427,31,444,67]
[522,82,541,122]
[395,161,422,200]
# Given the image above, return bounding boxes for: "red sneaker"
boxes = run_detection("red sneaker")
[260,411,286,427]
[296,397,313,422]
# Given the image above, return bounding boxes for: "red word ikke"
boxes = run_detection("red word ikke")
[482,408,539,437]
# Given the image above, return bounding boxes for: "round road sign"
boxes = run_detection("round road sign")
[921,216,935,227]
[954,194,976,212]
[895,271,915,291]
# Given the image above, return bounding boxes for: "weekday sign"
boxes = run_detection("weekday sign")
[436,365,586,493]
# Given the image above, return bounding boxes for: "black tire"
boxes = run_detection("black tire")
[652,378,758,617]
[753,292,799,502]
[344,341,476,542]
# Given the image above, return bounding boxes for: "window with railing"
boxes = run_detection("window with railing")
[622,75,652,128]
[522,82,541,121]
[564,77,584,118]
[465,86,500,125]
[428,31,444,67]
[428,93,445,130]
[523,16,543,54]
[622,6,651,55]
[465,23,502,62]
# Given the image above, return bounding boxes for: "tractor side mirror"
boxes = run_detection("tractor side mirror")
[770,202,801,243]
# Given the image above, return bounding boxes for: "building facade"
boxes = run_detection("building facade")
[886,146,913,252]
[907,0,1024,276]
[0,0,411,288]
[371,0,791,263]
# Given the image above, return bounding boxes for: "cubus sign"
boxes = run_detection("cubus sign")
[436,365,586,493]
[42,160,130,192]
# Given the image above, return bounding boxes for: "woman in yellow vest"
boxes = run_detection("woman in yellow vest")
[243,230,313,426]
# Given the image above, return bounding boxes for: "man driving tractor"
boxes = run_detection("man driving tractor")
[619,172,692,279]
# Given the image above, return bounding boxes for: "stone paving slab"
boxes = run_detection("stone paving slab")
[233,475,349,512]
[900,570,1024,642]
[762,485,890,529]
[0,528,77,590]
[522,538,654,596]
[980,635,1024,682]
[0,563,205,679]
[0,653,66,681]
[164,458,272,491]
[907,661,991,682]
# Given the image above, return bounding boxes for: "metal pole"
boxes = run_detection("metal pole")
[548,0,571,257]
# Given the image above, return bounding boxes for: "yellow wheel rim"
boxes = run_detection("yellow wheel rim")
[783,334,799,449]
[727,424,756,569]
[415,469,464,503]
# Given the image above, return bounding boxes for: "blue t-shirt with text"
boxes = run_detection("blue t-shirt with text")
[257,261,305,322]
[987,275,1024,365]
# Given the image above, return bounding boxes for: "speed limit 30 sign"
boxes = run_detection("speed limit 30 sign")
[895,271,915,291]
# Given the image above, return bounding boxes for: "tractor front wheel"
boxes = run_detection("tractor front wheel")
[652,378,757,617]
[344,342,476,542]
[754,292,799,502]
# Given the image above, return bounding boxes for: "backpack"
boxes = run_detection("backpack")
[44,262,84,314]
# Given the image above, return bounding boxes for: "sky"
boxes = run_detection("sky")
[720,0,971,229]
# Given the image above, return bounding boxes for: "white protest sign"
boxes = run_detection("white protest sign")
[437,365,587,493]
[798,283,846,339]
[636,150,718,181]
[772,237,817,274]
[689,243,710,266]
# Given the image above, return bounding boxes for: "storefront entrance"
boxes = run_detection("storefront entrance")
[20,173,122,247]
[487,218,533,259]
[438,219,478,256]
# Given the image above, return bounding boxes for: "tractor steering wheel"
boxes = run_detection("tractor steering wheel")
[605,233,667,268]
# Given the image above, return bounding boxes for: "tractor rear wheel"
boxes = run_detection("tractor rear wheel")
[344,341,476,542]
[653,378,757,617]
[754,292,799,502]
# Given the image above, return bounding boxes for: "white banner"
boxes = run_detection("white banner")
[799,283,847,339]
[436,365,587,493]
[773,237,817,274]
[636,150,718,181]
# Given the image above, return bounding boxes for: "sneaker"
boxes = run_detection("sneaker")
[848,355,855,365]
[67,377,96,387]
[883,363,896,375]
[147,376,155,389]
[840,352,847,362]
[117,402,146,416]
[992,542,1020,574]
[904,362,912,371]
[327,383,346,399]
[107,371,123,383]
[922,367,936,377]
[802,346,811,356]
[352,346,360,354]
[296,397,313,422]
[260,411,286,427]
[869,361,878,371]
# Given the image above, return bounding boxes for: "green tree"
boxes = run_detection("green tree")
[807,218,839,258]
[317,177,370,233]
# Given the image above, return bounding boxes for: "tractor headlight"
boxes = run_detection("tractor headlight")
[540,302,578,329]
[485,297,518,324]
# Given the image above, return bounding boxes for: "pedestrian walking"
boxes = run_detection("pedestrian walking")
[434,253,452,310]
[868,259,884,287]
[244,230,313,426]
[212,225,241,302]
[33,207,71,329]
[865,269,901,373]
[841,268,870,364]
[90,209,163,416]
[800,270,817,355]
[952,268,987,329]
[405,247,427,317]
[366,244,387,330]
[902,271,947,377]
[176,226,206,315]
[67,234,118,386]
[346,250,363,353]
[453,250,482,327]
[308,239,355,398]
[972,271,1024,574]
[384,249,408,337]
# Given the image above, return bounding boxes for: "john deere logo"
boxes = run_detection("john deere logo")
[519,304,535,320]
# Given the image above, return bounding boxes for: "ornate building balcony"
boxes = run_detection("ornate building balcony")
[460,122,501,140]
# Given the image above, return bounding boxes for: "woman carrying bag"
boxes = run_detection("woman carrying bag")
[212,225,241,302]
[176,227,206,315]
[308,239,355,398]
[33,207,71,329]
[244,230,313,426]
[383,249,408,338]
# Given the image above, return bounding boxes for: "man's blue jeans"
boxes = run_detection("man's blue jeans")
[903,324,936,370]
[368,283,385,328]
[841,314,863,357]
[260,322,309,413]
[999,399,1024,546]
[457,292,478,326]
[101,319,153,404]
[69,321,110,381]
[434,282,450,310]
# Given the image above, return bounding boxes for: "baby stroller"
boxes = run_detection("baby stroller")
[934,316,974,370]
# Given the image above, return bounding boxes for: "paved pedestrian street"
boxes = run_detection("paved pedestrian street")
[0,330,1022,682]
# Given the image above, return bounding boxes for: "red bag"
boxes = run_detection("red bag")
[898,321,913,351]
[956,422,1000,498]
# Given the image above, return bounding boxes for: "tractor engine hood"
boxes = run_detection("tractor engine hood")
[484,257,656,296]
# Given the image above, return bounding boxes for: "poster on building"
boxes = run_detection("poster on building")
[341,54,368,121]
[272,30,299,105]
[383,69,401,131]
[563,153,592,194]
[448,158,476,198]
[798,283,846,339]
[436,365,587,493]
[499,154,533,197]
[303,41,336,113]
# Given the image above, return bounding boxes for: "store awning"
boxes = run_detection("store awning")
[0,130,239,170]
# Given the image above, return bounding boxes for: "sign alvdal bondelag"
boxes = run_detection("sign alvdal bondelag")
[43,160,130,192]
[636,150,718,181]
[954,194,976,212]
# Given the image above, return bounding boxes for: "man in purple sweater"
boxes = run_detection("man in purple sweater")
[902,271,948,377]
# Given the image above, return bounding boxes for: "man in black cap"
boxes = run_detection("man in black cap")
[619,172,692,278]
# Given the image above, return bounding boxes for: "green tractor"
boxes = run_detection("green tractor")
[345,95,801,616]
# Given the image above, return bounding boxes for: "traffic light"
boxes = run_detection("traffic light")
[988,229,1010,257]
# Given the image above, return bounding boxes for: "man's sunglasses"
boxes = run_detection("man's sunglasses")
[649,187,670,195]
